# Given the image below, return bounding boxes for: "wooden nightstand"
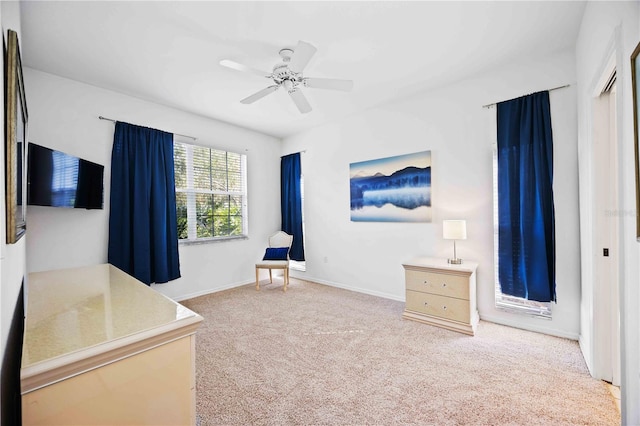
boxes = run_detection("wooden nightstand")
[402,257,479,336]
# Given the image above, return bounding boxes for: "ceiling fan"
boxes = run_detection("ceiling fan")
[220,40,354,114]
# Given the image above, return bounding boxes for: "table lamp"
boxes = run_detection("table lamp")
[443,220,466,264]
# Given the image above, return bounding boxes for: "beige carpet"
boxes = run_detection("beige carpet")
[182,278,620,426]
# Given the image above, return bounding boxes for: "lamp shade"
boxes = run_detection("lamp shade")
[443,220,467,240]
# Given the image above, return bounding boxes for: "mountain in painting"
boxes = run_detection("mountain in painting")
[350,166,431,191]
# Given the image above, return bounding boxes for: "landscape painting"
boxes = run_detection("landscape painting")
[350,151,431,222]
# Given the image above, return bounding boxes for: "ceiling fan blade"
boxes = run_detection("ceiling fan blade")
[304,77,354,92]
[240,85,279,104]
[288,88,312,114]
[288,40,317,73]
[220,59,271,78]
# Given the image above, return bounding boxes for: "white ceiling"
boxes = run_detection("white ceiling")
[20,1,586,139]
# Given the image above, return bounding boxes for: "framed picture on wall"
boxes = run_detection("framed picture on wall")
[5,29,28,244]
[349,151,432,222]
[632,41,640,241]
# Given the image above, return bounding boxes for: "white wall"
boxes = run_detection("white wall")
[24,68,282,301]
[0,0,25,381]
[283,50,580,340]
[576,1,639,423]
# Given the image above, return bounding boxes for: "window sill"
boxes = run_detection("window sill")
[495,299,552,319]
[179,235,248,246]
[289,260,306,272]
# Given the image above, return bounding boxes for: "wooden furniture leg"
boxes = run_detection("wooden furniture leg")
[283,267,289,292]
[255,267,260,290]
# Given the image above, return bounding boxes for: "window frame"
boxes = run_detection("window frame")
[174,139,248,244]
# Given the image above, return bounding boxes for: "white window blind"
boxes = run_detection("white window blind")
[174,141,247,242]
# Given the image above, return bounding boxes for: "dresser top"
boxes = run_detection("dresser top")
[402,257,478,273]
[22,264,202,371]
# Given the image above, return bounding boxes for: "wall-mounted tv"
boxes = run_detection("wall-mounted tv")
[27,143,104,209]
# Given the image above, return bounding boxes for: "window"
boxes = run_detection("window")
[493,146,551,319]
[174,141,247,242]
[289,172,306,271]
[492,92,556,317]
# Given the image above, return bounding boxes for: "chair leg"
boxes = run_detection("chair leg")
[255,267,260,290]
[269,269,273,283]
[283,267,289,292]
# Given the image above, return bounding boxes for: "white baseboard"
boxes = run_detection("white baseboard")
[175,273,403,303]
[578,335,595,376]
[296,276,579,341]
[290,272,404,302]
[173,279,254,302]
[173,275,579,342]
[479,313,580,340]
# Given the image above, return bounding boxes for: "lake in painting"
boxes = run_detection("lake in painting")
[349,151,431,222]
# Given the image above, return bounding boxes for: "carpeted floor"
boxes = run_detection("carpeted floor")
[181,278,620,426]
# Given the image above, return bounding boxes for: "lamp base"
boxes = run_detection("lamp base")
[448,258,463,265]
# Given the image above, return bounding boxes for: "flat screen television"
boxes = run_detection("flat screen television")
[27,143,104,209]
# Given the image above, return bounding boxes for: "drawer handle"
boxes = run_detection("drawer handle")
[443,306,447,310]
[423,280,428,284]
[442,283,447,287]
[424,301,428,306]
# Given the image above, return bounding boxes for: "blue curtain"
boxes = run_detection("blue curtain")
[108,122,181,285]
[497,91,556,302]
[281,153,305,261]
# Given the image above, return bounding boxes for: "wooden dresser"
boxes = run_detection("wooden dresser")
[402,257,479,336]
[21,264,203,425]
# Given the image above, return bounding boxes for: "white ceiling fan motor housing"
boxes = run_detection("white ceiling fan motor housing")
[273,48,301,92]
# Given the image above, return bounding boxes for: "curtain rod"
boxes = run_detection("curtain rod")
[482,84,570,109]
[98,116,197,140]
[281,150,306,157]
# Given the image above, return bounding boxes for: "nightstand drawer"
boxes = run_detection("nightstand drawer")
[405,269,469,300]
[405,290,470,323]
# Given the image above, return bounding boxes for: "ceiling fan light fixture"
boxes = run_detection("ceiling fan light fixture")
[282,80,295,92]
